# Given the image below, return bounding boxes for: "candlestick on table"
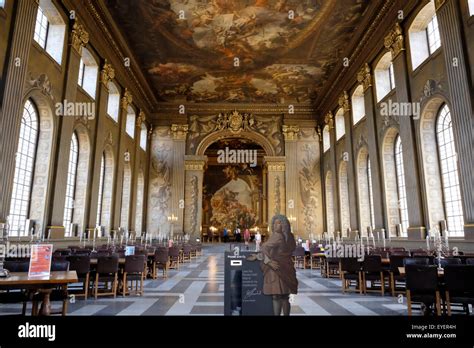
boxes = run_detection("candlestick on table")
[426,236,430,250]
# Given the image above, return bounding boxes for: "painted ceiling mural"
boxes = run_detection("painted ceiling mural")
[105,0,370,103]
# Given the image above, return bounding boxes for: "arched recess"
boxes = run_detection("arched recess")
[357,147,371,236]
[22,90,55,234]
[419,96,447,230]
[325,170,335,234]
[72,124,91,234]
[196,129,276,157]
[120,162,132,229]
[338,161,350,236]
[135,168,145,235]
[382,127,401,236]
[100,144,115,233]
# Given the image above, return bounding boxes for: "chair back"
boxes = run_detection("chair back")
[466,258,474,265]
[294,246,306,257]
[363,255,382,273]
[444,265,474,292]
[124,255,146,273]
[68,255,91,274]
[96,255,119,274]
[183,244,192,254]
[434,257,461,268]
[405,265,438,291]
[391,251,410,257]
[51,260,70,271]
[4,260,29,272]
[169,246,180,257]
[340,258,361,273]
[389,255,407,273]
[154,247,169,263]
[404,257,429,266]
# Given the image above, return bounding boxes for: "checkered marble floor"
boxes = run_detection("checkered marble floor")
[0,244,408,316]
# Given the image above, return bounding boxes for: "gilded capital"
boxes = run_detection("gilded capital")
[100,60,115,87]
[324,111,334,130]
[384,23,405,59]
[338,91,350,112]
[185,160,207,171]
[136,110,146,127]
[121,88,133,110]
[282,125,300,141]
[171,124,189,140]
[357,63,372,92]
[71,22,89,54]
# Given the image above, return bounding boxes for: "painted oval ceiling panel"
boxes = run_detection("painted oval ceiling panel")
[105,0,370,103]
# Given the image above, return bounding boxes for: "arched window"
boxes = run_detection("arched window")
[367,157,376,229]
[394,135,409,236]
[325,171,335,234]
[339,161,350,236]
[436,105,464,236]
[9,100,39,236]
[322,125,330,153]
[107,82,120,122]
[120,163,132,229]
[33,0,66,64]
[63,132,79,236]
[126,107,136,138]
[409,1,441,70]
[469,0,474,16]
[96,153,105,226]
[374,52,396,102]
[140,123,147,151]
[351,85,365,125]
[78,47,98,99]
[335,108,345,141]
[0,0,5,8]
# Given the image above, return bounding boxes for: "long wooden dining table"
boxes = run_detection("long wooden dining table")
[0,271,78,315]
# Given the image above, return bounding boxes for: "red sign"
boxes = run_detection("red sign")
[29,244,53,278]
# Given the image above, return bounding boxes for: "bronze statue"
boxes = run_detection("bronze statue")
[248,214,298,315]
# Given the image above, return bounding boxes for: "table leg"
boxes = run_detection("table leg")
[39,289,53,316]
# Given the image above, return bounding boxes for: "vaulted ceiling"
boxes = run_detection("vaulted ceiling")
[105,0,372,105]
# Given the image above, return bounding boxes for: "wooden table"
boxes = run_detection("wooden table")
[0,271,78,315]
[398,267,444,276]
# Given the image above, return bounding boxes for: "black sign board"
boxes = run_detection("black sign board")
[224,250,273,316]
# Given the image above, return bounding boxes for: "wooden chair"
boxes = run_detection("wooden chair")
[121,255,146,297]
[293,246,306,269]
[309,245,323,270]
[389,255,407,296]
[406,265,441,316]
[93,255,119,299]
[361,255,385,296]
[340,258,362,294]
[152,247,170,279]
[444,265,474,315]
[182,244,192,263]
[67,255,91,300]
[168,246,180,270]
[1,260,30,315]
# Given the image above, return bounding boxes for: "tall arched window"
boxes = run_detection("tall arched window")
[374,52,395,102]
[335,108,345,141]
[394,135,409,235]
[63,132,79,236]
[140,123,147,151]
[78,47,98,99]
[126,106,136,138]
[367,157,375,229]
[436,105,464,236]
[351,85,365,125]
[322,125,330,153]
[9,100,39,236]
[107,82,120,122]
[96,153,105,226]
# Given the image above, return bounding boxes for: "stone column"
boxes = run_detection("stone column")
[48,23,90,234]
[170,124,188,234]
[357,64,385,229]
[339,92,359,232]
[283,125,300,234]
[435,0,474,238]
[0,0,39,222]
[183,156,207,239]
[384,23,426,239]
[87,61,116,233]
[265,156,286,231]
[130,111,146,235]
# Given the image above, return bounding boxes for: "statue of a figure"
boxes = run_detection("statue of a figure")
[248,214,298,315]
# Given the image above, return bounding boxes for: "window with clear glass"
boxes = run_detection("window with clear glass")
[8,100,39,236]
[126,109,136,139]
[107,82,120,122]
[34,6,49,48]
[63,133,79,236]
[389,63,396,90]
[140,123,147,151]
[436,105,464,236]
[78,59,85,86]
[77,48,98,99]
[96,154,105,226]
[335,109,345,141]
[322,126,330,152]
[426,15,441,54]
[394,135,409,236]
[351,85,365,125]
[0,0,6,8]
[367,158,375,229]
[469,0,474,16]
